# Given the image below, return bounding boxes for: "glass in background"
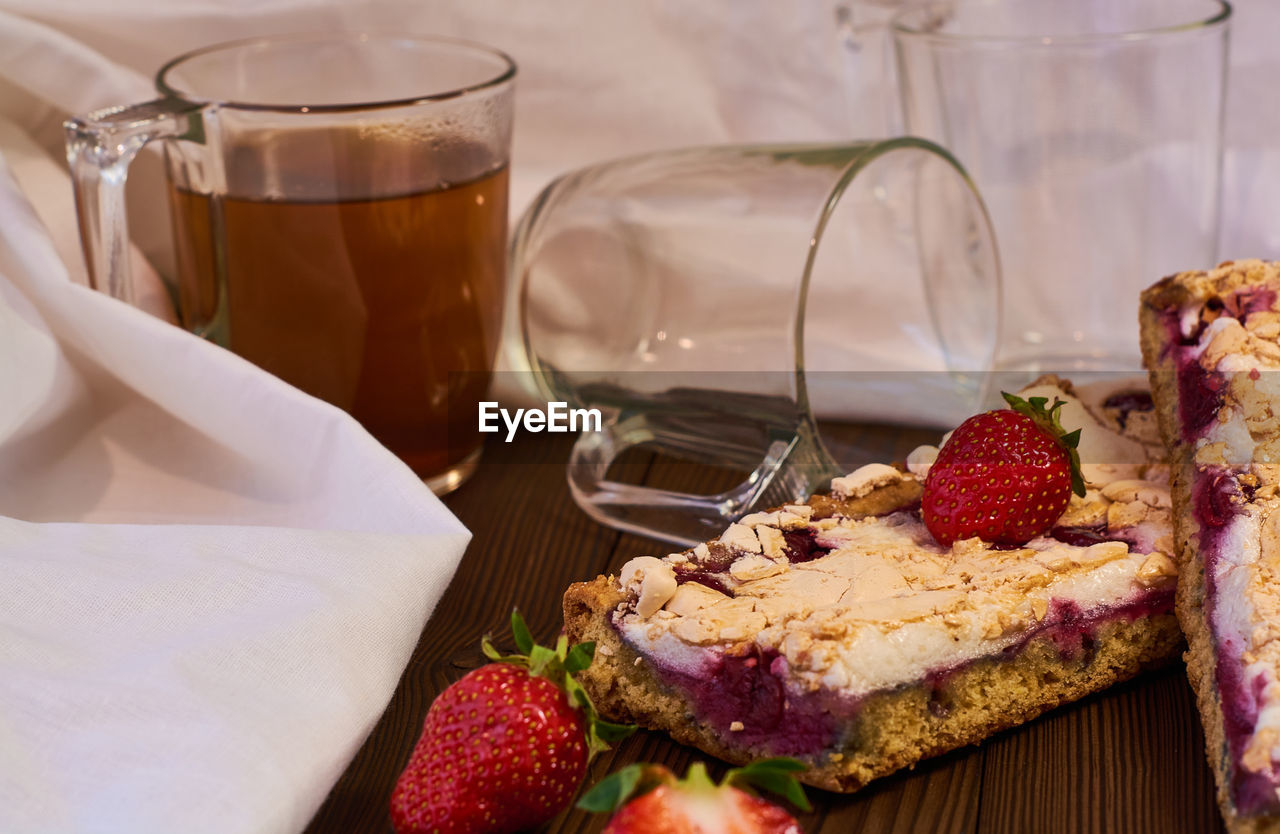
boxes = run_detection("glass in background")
[894,0,1231,375]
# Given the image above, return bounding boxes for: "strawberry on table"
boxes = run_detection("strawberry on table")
[578,759,811,834]
[390,611,632,834]
[922,392,1086,547]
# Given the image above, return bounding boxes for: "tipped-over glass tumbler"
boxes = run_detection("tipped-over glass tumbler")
[508,139,1001,546]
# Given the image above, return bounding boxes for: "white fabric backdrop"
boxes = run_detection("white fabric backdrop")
[2,0,1274,276]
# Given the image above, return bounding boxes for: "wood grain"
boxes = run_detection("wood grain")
[976,668,1222,834]
[304,425,1226,834]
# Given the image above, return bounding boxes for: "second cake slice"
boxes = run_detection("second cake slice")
[1141,259,1280,833]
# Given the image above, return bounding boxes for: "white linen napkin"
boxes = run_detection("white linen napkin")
[0,122,470,834]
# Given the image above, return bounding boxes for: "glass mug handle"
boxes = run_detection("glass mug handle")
[565,407,842,549]
[64,99,204,303]
[834,1,906,136]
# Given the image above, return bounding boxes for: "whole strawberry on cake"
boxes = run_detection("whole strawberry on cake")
[563,377,1181,792]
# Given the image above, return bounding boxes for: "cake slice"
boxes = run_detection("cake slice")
[563,378,1180,792]
[1141,259,1280,832]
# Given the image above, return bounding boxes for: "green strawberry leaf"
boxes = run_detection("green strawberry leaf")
[479,637,523,665]
[527,644,559,676]
[726,758,813,812]
[565,675,589,708]
[511,610,535,655]
[577,763,668,812]
[735,757,807,774]
[593,717,636,742]
[577,692,636,755]
[565,642,596,676]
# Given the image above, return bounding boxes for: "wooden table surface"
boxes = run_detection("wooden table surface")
[305,423,1227,834]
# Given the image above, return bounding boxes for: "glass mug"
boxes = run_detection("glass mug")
[508,139,1001,546]
[65,33,516,494]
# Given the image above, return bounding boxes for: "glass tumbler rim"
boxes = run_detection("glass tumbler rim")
[155,31,516,114]
[796,135,1001,384]
[891,0,1231,48]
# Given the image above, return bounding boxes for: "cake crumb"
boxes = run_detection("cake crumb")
[729,721,745,732]
[756,524,787,558]
[719,523,762,554]
[831,463,905,499]
[619,556,678,618]
[906,445,939,477]
[1136,552,1178,587]
[730,553,786,582]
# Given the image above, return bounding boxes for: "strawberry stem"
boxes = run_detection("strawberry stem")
[684,762,716,792]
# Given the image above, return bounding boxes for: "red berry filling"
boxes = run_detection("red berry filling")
[1192,467,1280,815]
[780,528,830,564]
[1161,287,1277,443]
[1102,390,1154,430]
[617,590,1173,761]
[1177,354,1226,442]
[632,644,847,758]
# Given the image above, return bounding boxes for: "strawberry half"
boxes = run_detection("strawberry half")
[390,611,632,834]
[922,392,1086,547]
[578,759,811,834]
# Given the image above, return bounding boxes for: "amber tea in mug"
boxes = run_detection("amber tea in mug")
[66,34,516,493]
[168,153,508,482]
